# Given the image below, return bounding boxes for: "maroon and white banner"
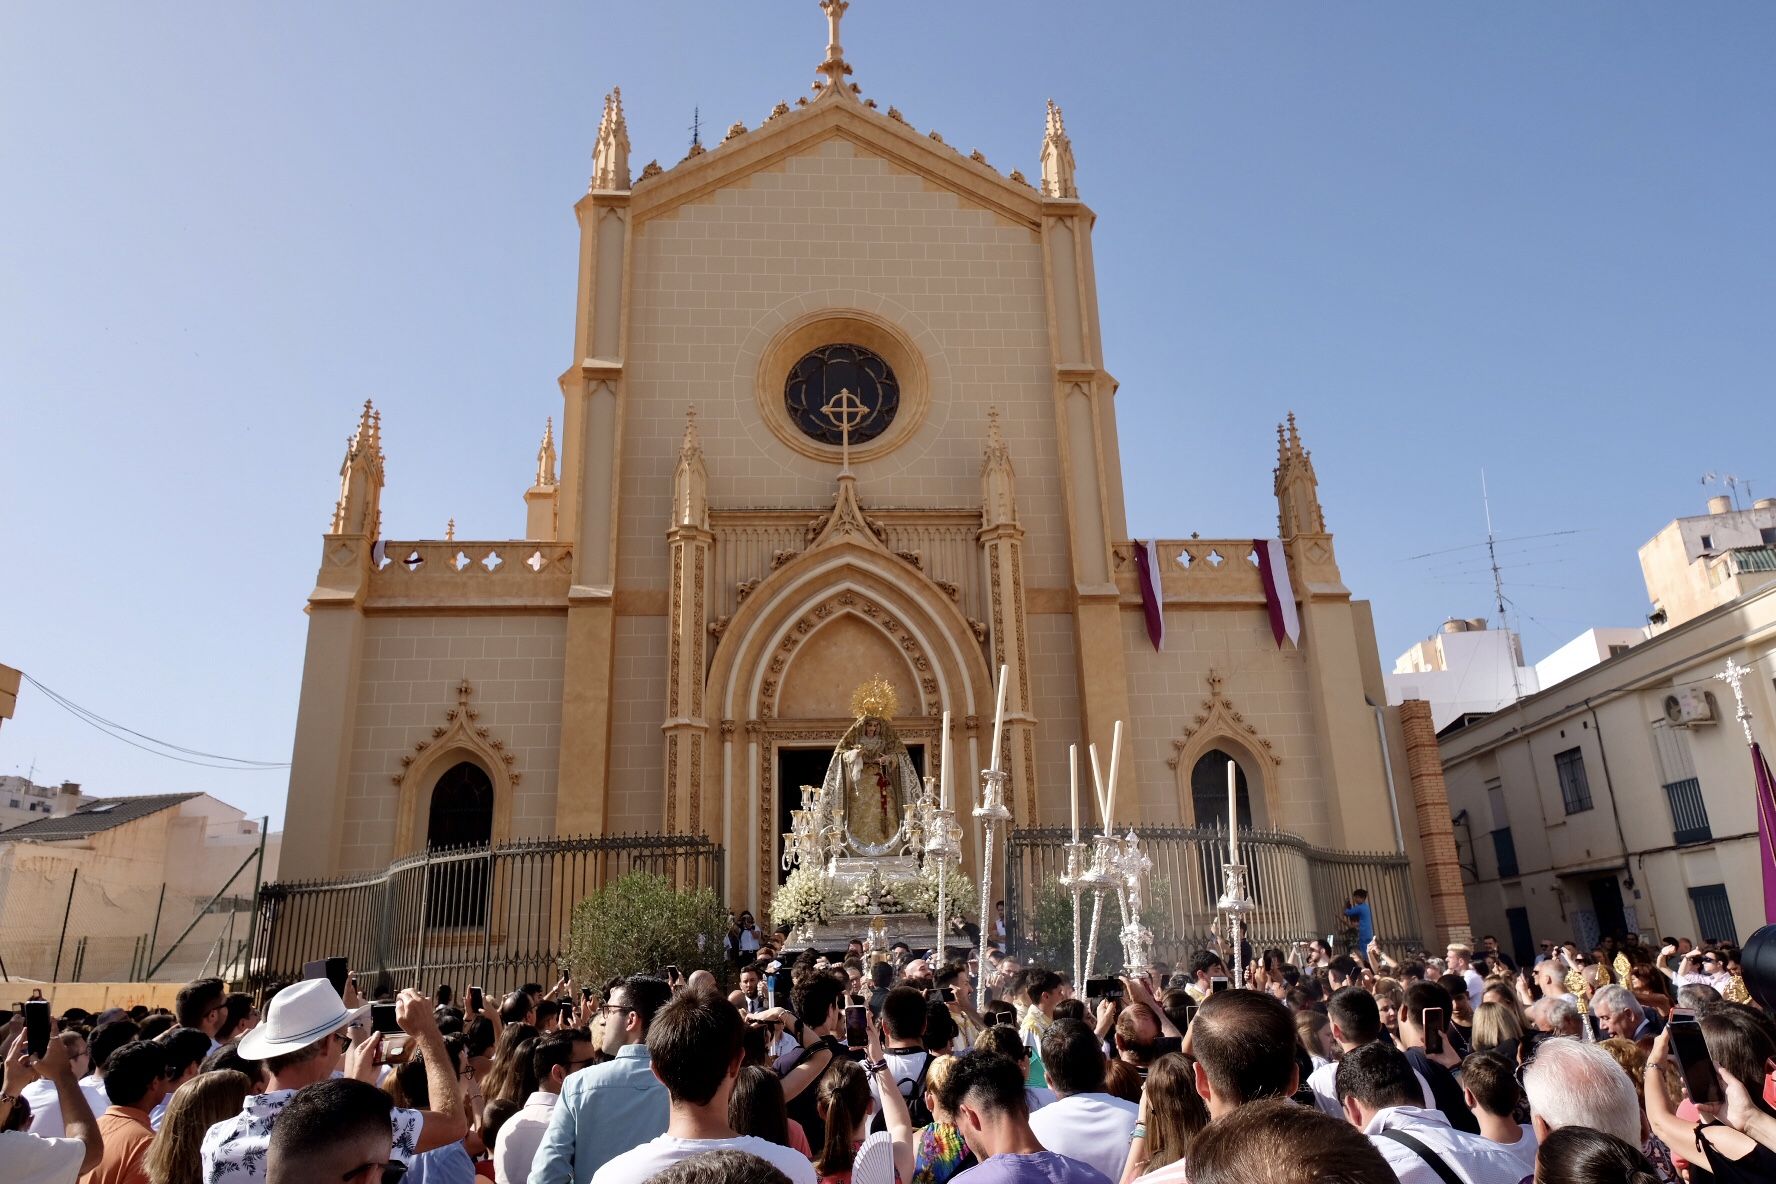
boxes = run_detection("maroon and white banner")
[1134,539,1165,651]
[1254,538,1300,648]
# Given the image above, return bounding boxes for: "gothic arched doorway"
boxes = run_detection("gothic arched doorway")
[425,760,492,927]
[1190,750,1253,833]
[1190,749,1263,909]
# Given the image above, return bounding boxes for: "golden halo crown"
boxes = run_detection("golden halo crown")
[850,676,899,721]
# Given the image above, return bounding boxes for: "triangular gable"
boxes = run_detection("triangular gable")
[629,97,1053,231]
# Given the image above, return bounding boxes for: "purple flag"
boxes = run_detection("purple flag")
[1753,743,1776,921]
[1134,540,1164,651]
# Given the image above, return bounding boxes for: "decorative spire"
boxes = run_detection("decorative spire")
[330,399,386,537]
[814,0,856,99]
[1273,411,1326,538]
[672,405,709,530]
[592,87,631,191]
[982,405,1019,529]
[535,417,557,488]
[445,517,456,541]
[1040,99,1077,199]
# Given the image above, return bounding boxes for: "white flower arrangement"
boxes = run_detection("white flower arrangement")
[904,862,975,919]
[771,865,831,928]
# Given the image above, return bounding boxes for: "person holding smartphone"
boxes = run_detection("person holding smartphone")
[1395,981,1479,1135]
[1,1027,105,1181]
[1645,1018,1776,1180]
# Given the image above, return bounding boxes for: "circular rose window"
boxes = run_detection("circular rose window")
[783,343,900,448]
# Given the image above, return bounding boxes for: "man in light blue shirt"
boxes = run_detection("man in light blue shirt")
[530,975,673,1184]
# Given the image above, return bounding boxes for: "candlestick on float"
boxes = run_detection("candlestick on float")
[974,665,1013,1009]
[939,710,951,809]
[988,664,1008,772]
[1069,743,1079,839]
[1104,722,1122,837]
[1226,759,1238,864]
[1081,729,1124,978]
[1062,744,1086,986]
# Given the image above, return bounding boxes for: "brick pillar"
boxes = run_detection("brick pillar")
[1398,698,1473,947]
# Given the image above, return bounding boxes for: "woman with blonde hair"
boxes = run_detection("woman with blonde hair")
[1470,1000,1526,1057]
[1118,1051,1208,1183]
[146,1069,251,1184]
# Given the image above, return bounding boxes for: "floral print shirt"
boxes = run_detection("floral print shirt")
[200,1086,424,1184]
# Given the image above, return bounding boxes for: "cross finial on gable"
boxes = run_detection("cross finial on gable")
[814,0,856,98]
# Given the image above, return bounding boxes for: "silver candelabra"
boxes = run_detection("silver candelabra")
[1215,859,1255,989]
[1056,838,1091,985]
[907,777,963,962]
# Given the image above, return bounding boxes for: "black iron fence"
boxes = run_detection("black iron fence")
[1003,826,1421,969]
[249,834,722,996]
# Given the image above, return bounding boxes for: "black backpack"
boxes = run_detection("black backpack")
[871,1050,934,1132]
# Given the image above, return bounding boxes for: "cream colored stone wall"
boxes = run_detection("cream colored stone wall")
[608,614,668,833]
[1120,608,1334,845]
[337,615,564,872]
[1026,612,1081,825]
[620,138,1068,588]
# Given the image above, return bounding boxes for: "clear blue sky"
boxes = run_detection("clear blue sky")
[3,3,1771,829]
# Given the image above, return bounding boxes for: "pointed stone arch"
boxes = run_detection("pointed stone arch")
[1167,669,1282,829]
[393,679,519,856]
[703,534,996,911]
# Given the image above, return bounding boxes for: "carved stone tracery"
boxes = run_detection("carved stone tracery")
[1166,668,1281,771]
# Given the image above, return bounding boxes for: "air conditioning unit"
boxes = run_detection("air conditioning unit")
[1664,688,1716,726]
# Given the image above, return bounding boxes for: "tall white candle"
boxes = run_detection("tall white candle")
[1226,759,1239,864]
[1088,743,1107,827]
[988,664,1008,773]
[1069,744,1080,840]
[940,710,951,808]
[1104,721,1123,837]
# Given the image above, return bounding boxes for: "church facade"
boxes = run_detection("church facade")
[279,5,1462,938]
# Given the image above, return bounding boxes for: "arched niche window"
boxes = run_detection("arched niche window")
[1190,750,1264,907]
[425,761,492,928]
[1191,750,1253,834]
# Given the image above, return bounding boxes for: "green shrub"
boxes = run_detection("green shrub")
[566,871,730,988]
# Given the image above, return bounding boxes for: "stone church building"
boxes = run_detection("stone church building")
[279,4,1465,940]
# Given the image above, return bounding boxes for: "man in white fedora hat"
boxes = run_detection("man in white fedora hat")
[200,979,465,1184]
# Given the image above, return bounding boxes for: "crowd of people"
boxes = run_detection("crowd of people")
[2,915,1772,1184]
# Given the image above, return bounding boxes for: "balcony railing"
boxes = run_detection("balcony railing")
[1663,778,1713,846]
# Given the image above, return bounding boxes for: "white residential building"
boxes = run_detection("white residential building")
[1533,627,1649,690]
[1642,496,1776,630]
[1386,619,1540,731]
[0,777,86,831]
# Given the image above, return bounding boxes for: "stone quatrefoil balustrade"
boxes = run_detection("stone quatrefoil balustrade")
[367,540,574,608]
[1111,539,1270,605]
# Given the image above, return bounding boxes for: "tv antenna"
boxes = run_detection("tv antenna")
[1700,472,1754,511]
[1482,469,1523,705]
[689,106,702,151]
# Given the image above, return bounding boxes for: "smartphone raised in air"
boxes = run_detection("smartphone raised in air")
[844,1003,869,1048]
[1422,1006,1443,1055]
[1668,1015,1722,1106]
[24,1000,51,1059]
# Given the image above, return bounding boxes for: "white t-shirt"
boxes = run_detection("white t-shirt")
[1489,1124,1539,1180]
[22,1073,109,1139]
[1307,1055,1433,1120]
[589,1134,816,1184]
[1027,1092,1138,1183]
[0,1129,87,1184]
[867,1048,929,1112]
[1461,968,1486,1001]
